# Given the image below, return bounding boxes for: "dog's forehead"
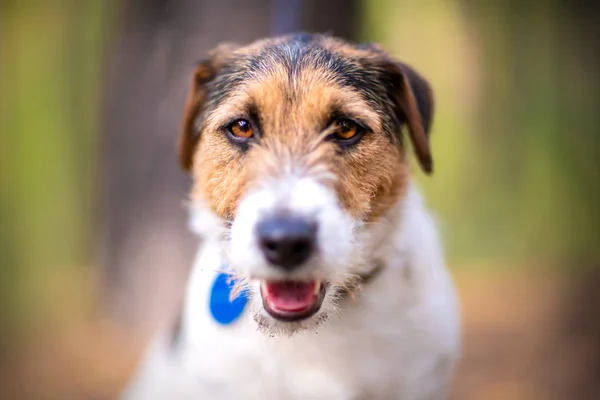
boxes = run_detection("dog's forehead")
[206,34,389,117]
[233,34,378,78]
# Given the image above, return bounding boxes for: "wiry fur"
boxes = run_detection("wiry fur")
[124,34,460,399]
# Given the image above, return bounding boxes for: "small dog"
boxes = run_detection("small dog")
[123,33,460,400]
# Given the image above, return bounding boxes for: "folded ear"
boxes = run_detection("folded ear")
[385,61,435,174]
[178,43,238,171]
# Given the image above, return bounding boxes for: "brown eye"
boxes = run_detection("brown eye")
[334,119,360,140]
[228,119,254,139]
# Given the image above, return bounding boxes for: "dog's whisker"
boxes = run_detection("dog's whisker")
[229,279,251,301]
[338,281,357,300]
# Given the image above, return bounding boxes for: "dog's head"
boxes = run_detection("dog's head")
[179,34,434,335]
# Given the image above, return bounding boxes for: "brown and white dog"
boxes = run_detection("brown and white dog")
[123,33,460,399]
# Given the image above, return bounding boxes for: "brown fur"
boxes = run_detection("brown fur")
[178,34,433,222]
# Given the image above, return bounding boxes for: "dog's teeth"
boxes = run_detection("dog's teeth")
[261,281,268,293]
[314,280,322,294]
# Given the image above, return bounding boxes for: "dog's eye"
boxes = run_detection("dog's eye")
[227,119,254,139]
[334,119,359,140]
[330,119,365,147]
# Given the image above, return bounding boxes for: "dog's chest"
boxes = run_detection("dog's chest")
[163,272,453,400]
[178,310,422,399]
[128,286,455,400]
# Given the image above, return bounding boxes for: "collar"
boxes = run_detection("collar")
[337,264,384,298]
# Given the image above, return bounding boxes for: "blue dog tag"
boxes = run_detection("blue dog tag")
[209,271,249,325]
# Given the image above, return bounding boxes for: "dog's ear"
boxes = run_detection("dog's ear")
[384,61,435,174]
[178,43,238,172]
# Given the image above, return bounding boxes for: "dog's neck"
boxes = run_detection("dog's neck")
[335,263,384,299]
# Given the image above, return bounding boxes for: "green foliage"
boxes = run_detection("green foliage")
[0,1,114,340]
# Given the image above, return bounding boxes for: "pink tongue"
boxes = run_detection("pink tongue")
[264,281,316,312]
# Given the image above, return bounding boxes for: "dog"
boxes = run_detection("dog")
[123,33,460,400]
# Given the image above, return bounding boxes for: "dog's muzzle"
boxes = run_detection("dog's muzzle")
[256,214,326,321]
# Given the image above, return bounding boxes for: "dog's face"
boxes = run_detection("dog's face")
[179,34,434,335]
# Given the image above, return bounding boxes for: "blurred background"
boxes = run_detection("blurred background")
[1,0,599,399]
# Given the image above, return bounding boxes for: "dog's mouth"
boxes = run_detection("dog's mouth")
[260,280,326,321]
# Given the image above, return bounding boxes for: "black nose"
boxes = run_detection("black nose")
[256,215,316,270]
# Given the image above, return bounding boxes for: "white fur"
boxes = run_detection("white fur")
[123,182,460,399]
